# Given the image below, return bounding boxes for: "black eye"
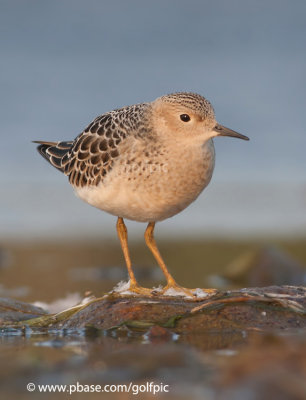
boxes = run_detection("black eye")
[180,114,190,122]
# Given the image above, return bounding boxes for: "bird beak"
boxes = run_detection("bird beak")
[213,124,249,141]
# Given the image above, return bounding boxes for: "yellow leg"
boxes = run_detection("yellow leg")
[144,222,198,297]
[116,217,152,296]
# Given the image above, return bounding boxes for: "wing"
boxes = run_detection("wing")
[34,103,149,187]
[62,112,129,187]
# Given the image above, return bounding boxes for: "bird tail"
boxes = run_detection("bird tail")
[33,140,73,173]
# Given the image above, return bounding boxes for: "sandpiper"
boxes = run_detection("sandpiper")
[34,92,249,297]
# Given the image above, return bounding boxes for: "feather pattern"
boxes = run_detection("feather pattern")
[34,103,151,187]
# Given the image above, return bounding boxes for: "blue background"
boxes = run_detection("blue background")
[1,0,305,239]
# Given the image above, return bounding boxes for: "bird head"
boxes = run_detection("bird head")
[152,92,249,143]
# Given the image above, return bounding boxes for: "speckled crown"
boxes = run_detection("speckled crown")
[159,92,215,119]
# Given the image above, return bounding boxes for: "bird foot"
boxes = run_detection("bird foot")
[112,280,153,297]
[128,283,154,297]
[112,280,217,299]
[158,283,217,299]
[159,283,197,298]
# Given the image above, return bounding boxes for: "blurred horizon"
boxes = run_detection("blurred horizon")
[1,0,305,239]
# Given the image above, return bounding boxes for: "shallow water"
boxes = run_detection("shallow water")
[1,320,305,399]
[0,325,242,399]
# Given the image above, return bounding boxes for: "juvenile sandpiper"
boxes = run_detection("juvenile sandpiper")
[34,92,249,297]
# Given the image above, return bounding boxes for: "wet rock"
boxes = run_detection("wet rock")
[1,286,304,335]
[144,325,174,343]
[0,297,47,323]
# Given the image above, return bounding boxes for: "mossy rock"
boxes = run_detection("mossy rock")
[1,286,305,335]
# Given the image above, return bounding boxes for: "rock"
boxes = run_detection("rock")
[0,297,47,323]
[1,286,305,333]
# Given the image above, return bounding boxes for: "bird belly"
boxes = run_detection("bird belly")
[75,141,215,222]
[75,182,184,222]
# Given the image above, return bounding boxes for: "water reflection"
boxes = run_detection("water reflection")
[1,326,305,399]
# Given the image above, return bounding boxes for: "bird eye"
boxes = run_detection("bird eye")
[180,114,191,122]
